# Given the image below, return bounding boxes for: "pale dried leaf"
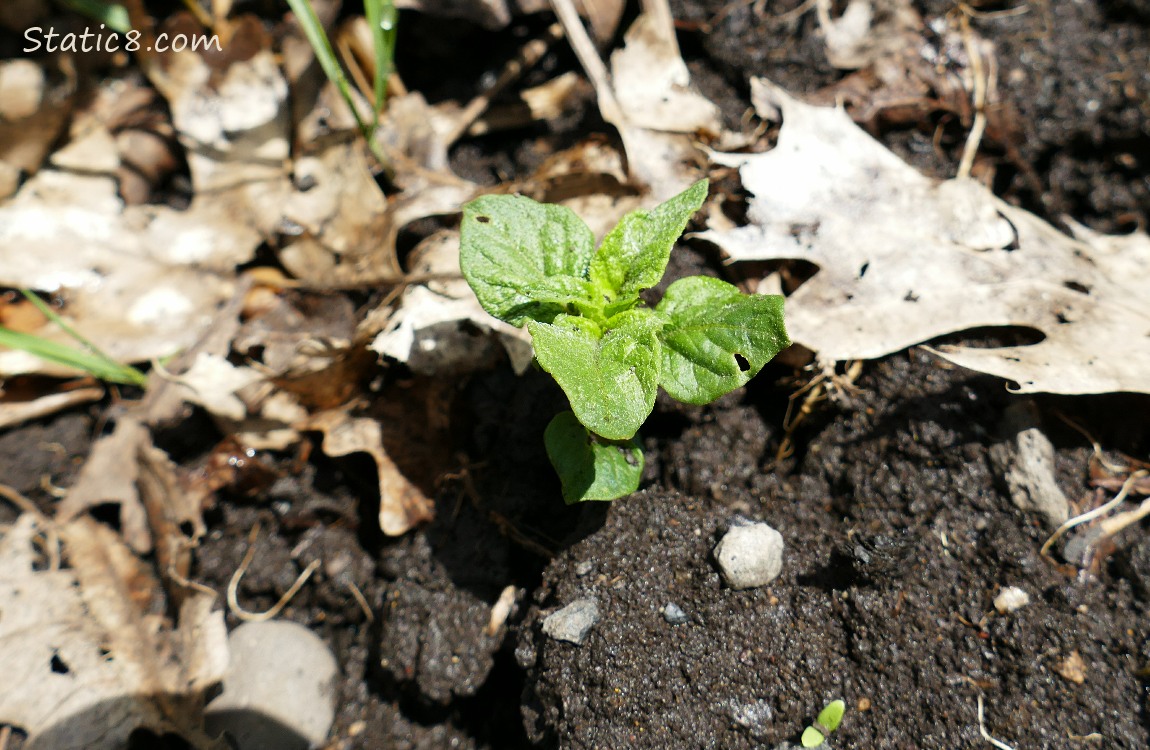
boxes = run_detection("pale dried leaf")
[0,385,103,430]
[170,353,265,421]
[699,78,1150,395]
[609,13,721,135]
[0,515,227,750]
[136,437,208,592]
[278,140,399,285]
[0,59,74,198]
[369,232,534,374]
[301,409,435,536]
[138,279,249,427]
[555,4,714,199]
[58,418,152,553]
[0,144,236,377]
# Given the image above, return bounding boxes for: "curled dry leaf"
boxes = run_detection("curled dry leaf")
[169,353,265,422]
[699,78,1150,395]
[553,4,718,200]
[300,409,435,536]
[0,515,228,750]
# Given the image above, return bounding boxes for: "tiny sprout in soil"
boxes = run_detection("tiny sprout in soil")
[802,699,846,747]
[460,179,789,503]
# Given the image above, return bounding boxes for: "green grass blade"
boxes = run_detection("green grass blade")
[286,0,374,141]
[363,0,397,122]
[20,290,107,359]
[5,290,149,386]
[0,327,147,386]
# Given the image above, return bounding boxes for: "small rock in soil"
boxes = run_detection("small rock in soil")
[542,597,600,645]
[205,620,338,750]
[993,586,1031,614]
[714,519,784,590]
[662,602,689,625]
[728,699,773,737]
[989,402,1070,527]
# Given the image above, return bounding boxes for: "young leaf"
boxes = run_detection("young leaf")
[656,276,789,404]
[800,725,827,748]
[529,313,661,441]
[801,700,845,747]
[544,410,643,503]
[460,195,597,326]
[588,179,708,302]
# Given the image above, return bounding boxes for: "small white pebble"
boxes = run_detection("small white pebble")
[993,586,1030,614]
[714,520,785,590]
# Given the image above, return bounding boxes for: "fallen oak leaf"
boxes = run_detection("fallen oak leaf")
[699,77,1150,395]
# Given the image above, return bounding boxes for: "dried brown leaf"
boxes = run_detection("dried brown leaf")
[0,515,228,750]
[700,79,1150,395]
[58,418,153,553]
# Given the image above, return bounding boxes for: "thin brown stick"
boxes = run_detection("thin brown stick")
[346,579,375,622]
[550,0,624,125]
[956,12,988,179]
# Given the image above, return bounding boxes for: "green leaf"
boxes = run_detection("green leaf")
[816,700,846,733]
[589,179,708,302]
[529,313,661,441]
[656,276,789,404]
[461,194,597,326]
[800,726,827,748]
[801,700,845,747]
[0,327,147,386]
[544,411,643,503]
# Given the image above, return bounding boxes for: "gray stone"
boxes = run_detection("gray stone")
[989,401,1070,527]
[662,602,689,625]
[715,520,785,590]
[541,597,600,645]
[205,620,338,750]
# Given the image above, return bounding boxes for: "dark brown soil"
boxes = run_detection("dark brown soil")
[2,2,1149,749]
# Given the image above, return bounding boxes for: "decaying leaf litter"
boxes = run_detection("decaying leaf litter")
[1,0,1148,748]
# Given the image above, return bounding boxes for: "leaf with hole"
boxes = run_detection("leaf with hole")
[458,177,789,503]
[656,276,789,404]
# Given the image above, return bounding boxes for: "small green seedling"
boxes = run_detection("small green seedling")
[801,699,846,747]
[459,179,789,503]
